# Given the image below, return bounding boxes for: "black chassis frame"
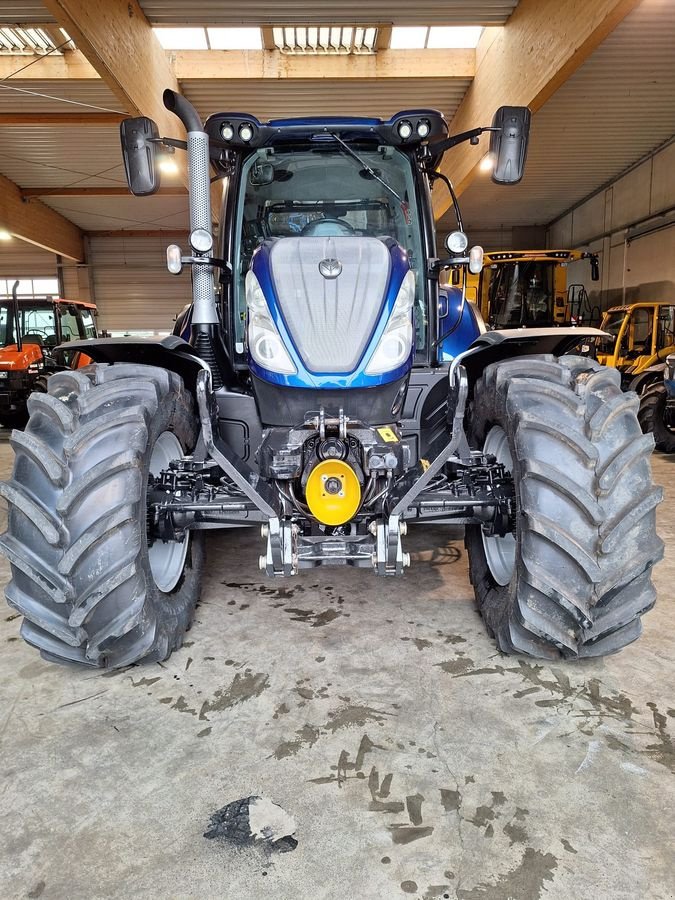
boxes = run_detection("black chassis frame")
[64,327,605,577]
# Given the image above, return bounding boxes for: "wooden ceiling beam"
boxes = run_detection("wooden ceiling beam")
[0,113,124,125]
[41,1,180,138]
[173,48,474,80]
[22,186,186,197]
[85,229,187,238]
[0,50,99,80]
[0,46,475,83]
[432,0,642,220]
[0,172,84,260]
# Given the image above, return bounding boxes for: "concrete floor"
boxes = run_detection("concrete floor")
[0,432,673,900]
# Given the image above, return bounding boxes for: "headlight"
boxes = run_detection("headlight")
[417,119,431,139]
[445,230,469,255]
[239,123,254,143]
[397,120,413,141]
[246,272,296,375]
[365,271,415,375]
[666,353,675,381]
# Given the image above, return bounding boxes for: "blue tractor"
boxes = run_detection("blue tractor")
[0,91,663,668]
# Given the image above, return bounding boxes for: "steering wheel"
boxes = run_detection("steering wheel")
[300,218,355,237]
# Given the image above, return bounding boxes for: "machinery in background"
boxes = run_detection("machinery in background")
[0,286,97,426]
[461,249,600,329]
[595,301,675,392]
[637,353,675,453]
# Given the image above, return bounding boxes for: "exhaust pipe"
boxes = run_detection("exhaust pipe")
[163,89,232,386]
[163,89,217,328]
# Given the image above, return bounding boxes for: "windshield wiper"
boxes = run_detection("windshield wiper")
[327,133,405,206]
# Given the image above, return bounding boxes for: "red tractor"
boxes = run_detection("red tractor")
[0,289,97,427]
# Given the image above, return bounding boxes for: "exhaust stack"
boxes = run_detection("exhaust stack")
[163,90,232,386]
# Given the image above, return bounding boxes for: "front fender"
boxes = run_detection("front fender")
[451,327,608,392]
[56,336,208,394]
[627,363,666,395]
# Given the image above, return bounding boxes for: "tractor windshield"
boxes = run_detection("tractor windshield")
[487,261,555,328]
[596,309,625,354]
[0,302,59,348]
[233,144,426,351]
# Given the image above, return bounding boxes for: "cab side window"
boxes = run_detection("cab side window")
[80,310,97,339]
[59,310,80,342]
[622,308,651,358]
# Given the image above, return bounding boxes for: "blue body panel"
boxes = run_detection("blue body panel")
[437,287,483,362]
[249,239,413,390]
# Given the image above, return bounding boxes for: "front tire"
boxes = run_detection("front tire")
[465,355,663,659]
[0,363,204,667]
[638,381,675,453]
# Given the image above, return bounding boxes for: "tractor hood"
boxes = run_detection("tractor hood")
[0,343,43,370]
[247,236,414,389]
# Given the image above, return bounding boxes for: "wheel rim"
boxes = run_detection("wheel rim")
[148,430,189,593]
[481,425,516,587]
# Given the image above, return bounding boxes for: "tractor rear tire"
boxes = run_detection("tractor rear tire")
[0,363,204,668]
[465,355,663,659]
[638,381,675,453]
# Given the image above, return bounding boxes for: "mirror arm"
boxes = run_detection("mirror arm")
[427,126,500,158]
[149,136,188,151]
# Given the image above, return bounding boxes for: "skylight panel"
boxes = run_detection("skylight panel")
[207,27,263,50]
[427,26,483,48]
[153,27,208,51]
[389,27,428,50]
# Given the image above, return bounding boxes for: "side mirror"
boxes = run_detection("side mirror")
[120,116,161,196]
[489,106,531,185]
[250,162,275,186]
[590,256,600,281]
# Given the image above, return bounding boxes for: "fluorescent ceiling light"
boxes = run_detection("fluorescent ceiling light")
[207,27,262,50]
[154,27,208,50]
[390,27,428,49]
[0,230,12,241]
[427,26,483,49]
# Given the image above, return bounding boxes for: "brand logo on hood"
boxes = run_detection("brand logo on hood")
[318,258,342,279]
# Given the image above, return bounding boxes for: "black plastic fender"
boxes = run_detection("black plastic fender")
[452,327,608,394]
[55,335,209,394]
[627,363,666,396]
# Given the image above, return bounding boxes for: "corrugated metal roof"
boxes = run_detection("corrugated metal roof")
[181,77,472,121]
[0,3,52,25]
[450,0,675,234]
[43,195,190,232]
[0,79,124,113]
[138,2,519,26]
[0,124,125,188]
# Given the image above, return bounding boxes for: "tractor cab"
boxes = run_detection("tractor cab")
[0,296,97,425]
[596,301,675,383]
[465,250,600,329]
[204,109,485,382]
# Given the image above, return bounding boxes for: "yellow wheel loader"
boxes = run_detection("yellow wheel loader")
[596,301,675,392]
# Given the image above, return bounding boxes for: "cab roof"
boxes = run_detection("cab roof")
[205,108,448,157]
[605,301,675,313]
